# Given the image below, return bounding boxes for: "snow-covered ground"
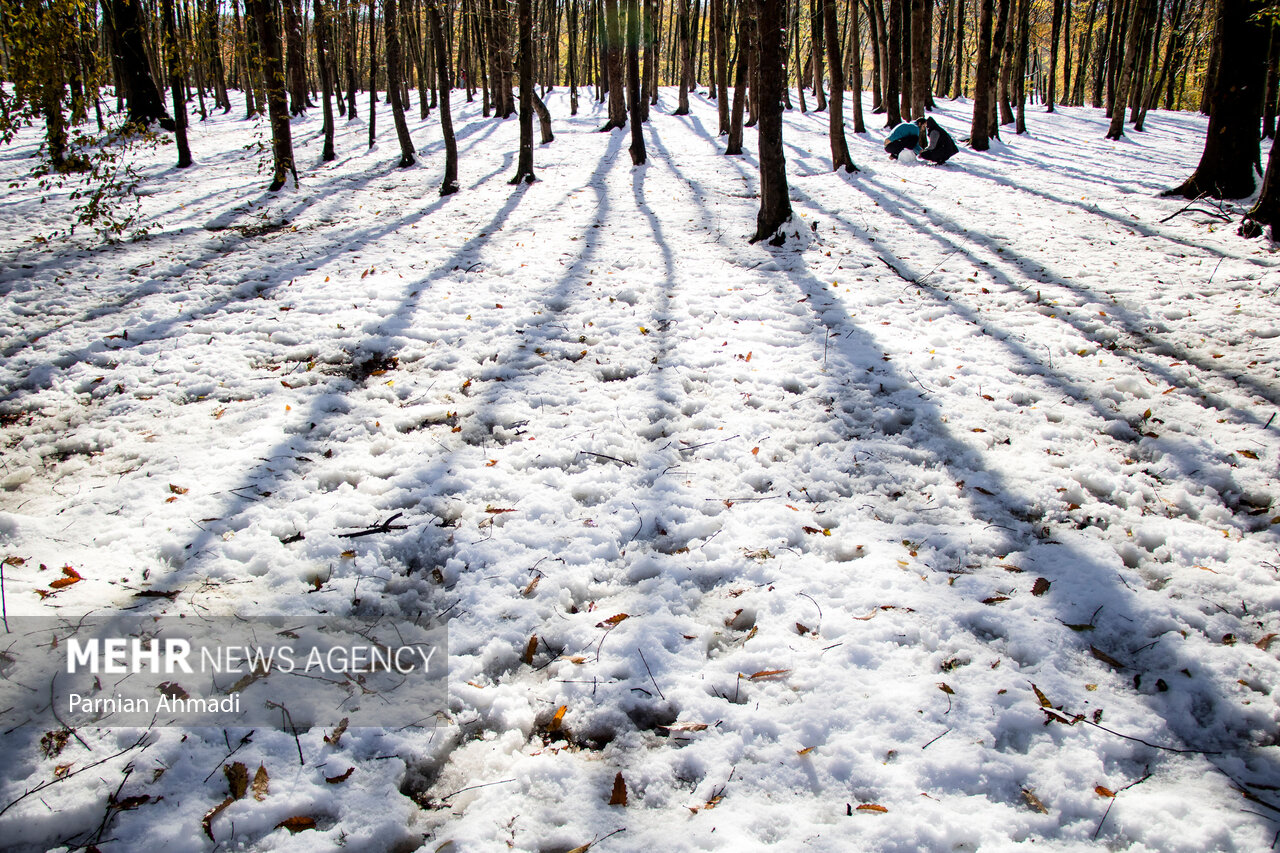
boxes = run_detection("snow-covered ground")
[1,87,1279,852]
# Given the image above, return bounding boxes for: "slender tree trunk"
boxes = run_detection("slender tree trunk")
[951,0,965,97]
[510,0,536,182]
[910,0,926,117]
[850,0,866,130]
[627,0,646,162]
[1104,0,1145,138]
[726,0,750,153]
[161,0,192,166]
[867,0,883,109]
[811,0,828,109]
[284,0,309,113]
[714,0,731,131]
[675,0,693,112]
[825,0,856,168]
[752,0,792,243]
[1013,0,1029,131]
[384,0,415,164]
[427,0,459,193]
[603,0,627,127]
[247,0,297,189]
[315,0,336,160]
[885,0,902,124]
[1047,0,1062,111]
[995,0,1013,126]
[205,0,231,110]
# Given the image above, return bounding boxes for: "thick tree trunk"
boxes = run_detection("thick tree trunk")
[751,0,792,243]
[969,0,993,149]
[885,0,902,124]
[247,0,297,190]
[603,0,627,128]
[726,0,750,153]
[284,0,310,113]
[811,0,828,110]
[1244,120,1280,235]
[675,0,693,113]
[713,0,731,131]
[910,0,927,117]
[510,0,536,182]
[1105,0,1145,138]
[1164,0,1268,197]
[103,0,173,128]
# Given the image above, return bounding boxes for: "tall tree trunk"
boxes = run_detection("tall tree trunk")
[1104,0,1145,138]
[103,0,174,127]
[850,0,866,130]
[951,0,965,97]
[628,0,647,162]
[885,0,902,124]
[811,0,828,109]
[1047,0,1062,110]
[910,0,926,117]
[161,0,193,166]
[726,0,750,153]
[751,0,792,243]
[1164,0,1268,197]
[284,0,310,113]
[315,0,336,160]
[825,0,856,168]
[867,0,883,109]
[969,0,993,148]
[995,0,1013,126]
[385,0,416,165]
[205,0,231,110]
[713,0,731,131]
[603,0,627,128]
[247,0,297,190]
[510,0,536,182]
[675,0,693,113]
[427,0,459,194]
[1013,0,1029,131]
[569,0,581,113]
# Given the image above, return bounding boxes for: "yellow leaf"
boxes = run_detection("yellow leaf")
[856,803,888,813]
[797,746,815,756]
[748,669,790,680]
[549,705,567,732]
[1095,786,1116,798]
[523,635,538,665]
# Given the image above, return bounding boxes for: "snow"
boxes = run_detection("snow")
[1,87,1279,852]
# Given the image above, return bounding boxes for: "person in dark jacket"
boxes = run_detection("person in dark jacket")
[883,122,921,160]
[915,116,958,164]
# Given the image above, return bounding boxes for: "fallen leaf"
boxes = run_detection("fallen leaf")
[158,682,189,700]
[1237,449,1259,460]
[549,705,567,732]
[49,565,82,589]
[981,595,1010,605]
[751,446,760,455]
[748,669,790,680]
[595,613,629,628]
[523,635,538,665]
[324,717,349,746]
[1021,788,1049,814]
[1256,633,1278,651]
[938,682,955,695]
[224,762,249,800]
[1090,646,1125,669]
[276,816,317,834]
[856,803,888,813]
[1031,684,1054,708]
[1031,578,1051,596]
[169,484,188,495]
[522,575,541,596]
[608,772,628,806]
[252,765,269,800]
[1095,786,1116,798]
[202,797,234,840]
[325,768,354,784]
[797,746,815,756]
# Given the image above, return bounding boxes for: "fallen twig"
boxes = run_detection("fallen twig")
[0,732,151,818]
[638,648,665,701]
[578,450,634,467]
[1094,766,1152,839]
[338,512,408,539]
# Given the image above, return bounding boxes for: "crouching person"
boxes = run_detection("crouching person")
[915,116,958,164]
[884,122,921,160]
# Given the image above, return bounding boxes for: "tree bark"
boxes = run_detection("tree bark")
[726,0,750,153]
[603,0,627,128]
[1047,0,1062,111]
[751,0,792,243]
[385,0,416,165]
[713,0,731,131]
[885,0,902,124]
[161,0,192,167]
[1104,0,1145,138]
[284,0,310,113]
[103,0,173,128]
[427,0,459,194]
[628,0,646,162]
[315,0,336,161]
[510,0,536,182]
[675,0,693,113]
[969,0,993,149]
[825,0,856,168]
[910,0,927,117]
[247,0,297,190]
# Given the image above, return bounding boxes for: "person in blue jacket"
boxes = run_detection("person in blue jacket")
[915,116,959,164]
[883,122,921,160]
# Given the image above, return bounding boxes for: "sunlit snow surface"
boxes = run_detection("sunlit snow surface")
[1,89,1279,852]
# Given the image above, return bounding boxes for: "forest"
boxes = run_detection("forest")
[1,1,1279,852]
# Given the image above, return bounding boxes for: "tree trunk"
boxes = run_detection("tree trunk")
[1013,0,1029,132]
[510,0,536,182]
[951,0,965,97]
[850,0,866,131]
[284,0,310,113]
[910,0,926,117]
[385,0,416,165]
[103,0,174,128]
[751,0,792,243]
[969,0,993,149]
[315,0,336,161]
[427,0,459,194]
[1104,0,1145,138]
[885,0,902,124]
[247,0,297,190]
[676,0,693,113]
[161,0,192,167]
[1047,0,1062,111]
[726,0,750,153]
[811,0,828,110]
[1244,119,1280,235]
[714,0,731,131]
[603,0,627,128]
[995,0,1013,126]
[628,0,647,162]
[1164,0,1268,197]
[825,0,856,168]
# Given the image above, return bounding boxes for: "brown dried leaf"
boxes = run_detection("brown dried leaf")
[1021,788,1049,814]
[1090,646,1125,669]
[596,613,629,628]
[522,635,539,665]
[169,484,188,495]
[748,669,790,680]
[276,816,317,834]
[981,595,1010,605]
[202,796,235,841]
[224,762,249,800]
[938,682,955,695]
[1031,578,1051,596]
[3,556,26,567]
[325,767,354,784]
[1237,449,1259,460]
[158,682,189,700]
[856,803,888,813]
[49,565,82,589]
[797,746,815,756]
[608,772,628,806]
[1031,684,1054,709]
[1095,786,1116,798]
[522,575,541,597]
[252,765,269,800]
[324,717,349,746]
[1256,633,1278,651]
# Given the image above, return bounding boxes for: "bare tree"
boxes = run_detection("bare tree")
[247,0,298,190]
[825,0,856,170]
[427,0,459,194]
[510,0,536,182]
[751,0,792,243]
